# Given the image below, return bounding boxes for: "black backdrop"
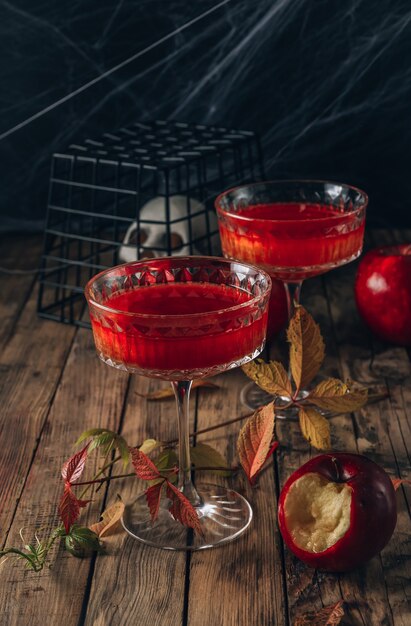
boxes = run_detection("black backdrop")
[1,0,410,231]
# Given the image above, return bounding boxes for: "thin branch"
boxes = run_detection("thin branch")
[165,413,253,445]
[74,465,239,486]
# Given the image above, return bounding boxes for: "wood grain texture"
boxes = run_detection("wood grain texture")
[83,375,187,626]
[187,367,287,626]
[0,233,410,626]
[0,290,76,541]
[0,234,42,349]
[0,325,129,626]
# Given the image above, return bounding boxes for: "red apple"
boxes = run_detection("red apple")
[354,244,411,346]
[278,453,397,572]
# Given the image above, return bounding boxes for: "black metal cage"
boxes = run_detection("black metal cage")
[37,120,265,327]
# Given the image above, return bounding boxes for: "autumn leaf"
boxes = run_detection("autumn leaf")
[237,402,276,484]
[61,443,90,484]
[190,443,232,477]
[165,481,203,536]
[287,306,325,390]
[89,498,125,537]
[309,378,368,412]
[391,477,411,491]
[299,407,331,450]
[59,484,90,534]
[294,600,344,626]
[145,481,165,522]
[136,380,219,401]
[242,359,292,398]
[130,447,162,481]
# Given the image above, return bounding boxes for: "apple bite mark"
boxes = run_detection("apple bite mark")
[283,473,352,553]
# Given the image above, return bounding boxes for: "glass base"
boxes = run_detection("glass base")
[240,381,309,420]
[122,483,253,550]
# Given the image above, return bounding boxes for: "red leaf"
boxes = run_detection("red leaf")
[294,600,344,626]
[392,477,411,491]
[62,443,90,484]
[145,481,165,522]
[166,481,203,536]
[237,402,276,484]
[130,447,162,481]
[59,484,90,534]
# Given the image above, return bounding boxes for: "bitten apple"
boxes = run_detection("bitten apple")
[278,453,397,572]
[354,244,411,346]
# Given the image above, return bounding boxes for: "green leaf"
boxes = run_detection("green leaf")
[115,435,130,469]
[65,525,102,558]
[75,428,107,446]
[190,443,232,477]
[152,449,178,484]
[89,432,116,455]
[75,428,130,469]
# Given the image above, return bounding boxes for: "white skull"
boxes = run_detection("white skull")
[119,195,219,261]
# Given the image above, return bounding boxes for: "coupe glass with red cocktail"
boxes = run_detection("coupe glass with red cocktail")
[85,256,271,550]
[215,180,367,412]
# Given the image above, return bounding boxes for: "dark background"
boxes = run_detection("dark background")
[1,0,410,232]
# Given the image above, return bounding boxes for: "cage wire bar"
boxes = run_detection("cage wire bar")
[37,120,265,327]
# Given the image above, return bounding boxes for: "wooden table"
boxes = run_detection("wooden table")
[0,231,410,626]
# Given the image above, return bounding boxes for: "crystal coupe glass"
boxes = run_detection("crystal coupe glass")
[215,180,368,411]
[85,257,271,550]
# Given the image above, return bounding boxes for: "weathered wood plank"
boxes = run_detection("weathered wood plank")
[322,232,411,626]
[0,325,129,626]
[187,367,287,626]
[0,234,42,349]
[83,374,187,626]
[0,292,76,540]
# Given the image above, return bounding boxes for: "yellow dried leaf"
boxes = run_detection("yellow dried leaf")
[136,380,219,401]
[89,499,125,538]
[309,378,368,412]
[299,407,331,450]
[139,439,161,455]
[237,402,276,483]
[287,306,325,390]
[242,359,292,398]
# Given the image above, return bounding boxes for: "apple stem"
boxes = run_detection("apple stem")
[330,455,343,482]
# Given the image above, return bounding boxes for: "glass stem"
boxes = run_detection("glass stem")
[283,281,303,379]
[284,280,303,325]
[171,380,201,506]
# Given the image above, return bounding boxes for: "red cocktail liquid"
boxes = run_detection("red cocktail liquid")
[218,202,365,281]
[90,282,267,375]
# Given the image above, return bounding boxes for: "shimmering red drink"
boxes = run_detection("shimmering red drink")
[90,281,268,377]
[217,201,366,282]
